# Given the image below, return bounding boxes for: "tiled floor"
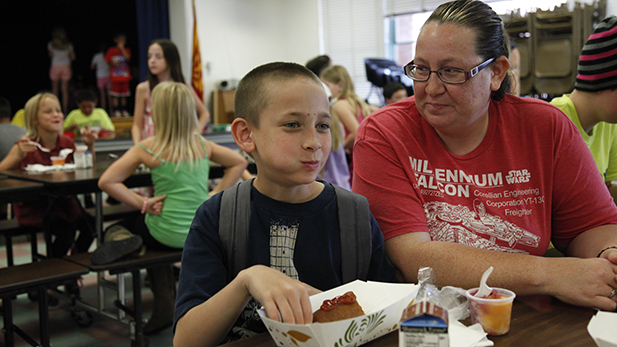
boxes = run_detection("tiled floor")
[1,234,174,347]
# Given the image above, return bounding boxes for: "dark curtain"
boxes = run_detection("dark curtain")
[135,0,170,82]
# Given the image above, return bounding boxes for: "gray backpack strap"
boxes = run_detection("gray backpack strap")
[333,184,372,283]
[219,179,254,281]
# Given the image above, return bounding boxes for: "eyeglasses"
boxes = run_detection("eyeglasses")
[404,58,495,84]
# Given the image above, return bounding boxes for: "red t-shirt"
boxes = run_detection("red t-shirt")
[104,46,132,83]
[14,135,79,226]
[353,94,617,256]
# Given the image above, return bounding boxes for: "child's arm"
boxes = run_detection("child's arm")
[0,137,36,170]
[98,144,166,215]
[334,100,360,150]
[99,110,116,132]
[186,82,210,132]
[174,265,317,347]
[205,139,247,196]
[131,82,148,145]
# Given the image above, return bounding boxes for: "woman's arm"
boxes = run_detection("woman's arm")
[173,265,317,347]
[132,82,148,145]
[334,100,359,150]
[187,82,210,132]
[386,231,617,311]
[98,144,165,215]
[205,140,247,196]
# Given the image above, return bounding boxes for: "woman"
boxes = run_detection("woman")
[132,39,209,144]
[353,0,617,311]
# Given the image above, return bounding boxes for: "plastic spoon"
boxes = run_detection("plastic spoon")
[474,266,494,298]
[31,141,50,153]
[59,148,74,158]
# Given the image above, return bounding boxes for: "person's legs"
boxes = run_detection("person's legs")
[51,79,60,99]
[61,79,70,114]
[144,264,175,335]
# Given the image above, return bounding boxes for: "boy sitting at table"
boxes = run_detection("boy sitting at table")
[173,62,396,347]
[63,89,115,137]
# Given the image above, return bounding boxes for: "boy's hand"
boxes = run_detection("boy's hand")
[240,265,320,325]
[80,125,99,147]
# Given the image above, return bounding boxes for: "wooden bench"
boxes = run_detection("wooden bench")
[0,219,44,266]
[64,249,182,347]
[0,258,89,347]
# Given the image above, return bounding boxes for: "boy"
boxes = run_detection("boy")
[382,82,408,105]
[173,62,396,347]
[105,33,132,117]
[64,89,115,136]
[0,96,26,160]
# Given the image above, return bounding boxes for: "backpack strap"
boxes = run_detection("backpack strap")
[333,184,372,283]
[219,179,253,282]
[219,180,372,283]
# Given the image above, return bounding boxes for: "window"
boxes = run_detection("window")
[383,0,566,66]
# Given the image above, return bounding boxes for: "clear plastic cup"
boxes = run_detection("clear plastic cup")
[465,287,516,336]
[50,156,65,166]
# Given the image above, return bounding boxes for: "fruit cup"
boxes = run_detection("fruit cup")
[50,156,65,166]
[465,288,515,336]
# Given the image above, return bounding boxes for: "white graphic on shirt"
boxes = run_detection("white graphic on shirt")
[269,220,299,279]
[424,199,540,253]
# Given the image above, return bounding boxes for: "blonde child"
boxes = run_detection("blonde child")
[320,65,376,185]
[0,92,97,260]
[97,81,247,334]
[132,39,209,144]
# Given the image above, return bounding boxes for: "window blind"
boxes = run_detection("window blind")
[320,0,385,104]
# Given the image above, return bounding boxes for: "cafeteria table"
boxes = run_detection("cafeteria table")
[221,295,597,347]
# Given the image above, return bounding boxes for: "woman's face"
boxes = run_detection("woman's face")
[148,43,168,76]
[413,22,498,136]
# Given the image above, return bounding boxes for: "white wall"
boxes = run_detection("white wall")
[169,0,321,111]
[168,0,617,112]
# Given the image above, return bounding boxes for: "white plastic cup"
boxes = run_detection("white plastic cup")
[465,287,516,336]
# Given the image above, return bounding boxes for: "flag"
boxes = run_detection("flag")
[191,0,204,101]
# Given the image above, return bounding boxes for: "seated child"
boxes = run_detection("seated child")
[382,82,408,105]
[173,62,396,347]
[97,81,247,334]
[64,89,115,136]
[0,92,98,260]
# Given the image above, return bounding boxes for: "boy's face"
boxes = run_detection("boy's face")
[250,78,331,188]
[386,89,408,105]
[78,101,96,116]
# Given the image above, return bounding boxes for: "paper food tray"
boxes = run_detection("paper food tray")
[258,280,418,347]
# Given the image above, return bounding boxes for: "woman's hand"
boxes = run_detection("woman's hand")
[546,257,617,311]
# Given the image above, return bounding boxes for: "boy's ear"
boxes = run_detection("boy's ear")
[231,118,256,154]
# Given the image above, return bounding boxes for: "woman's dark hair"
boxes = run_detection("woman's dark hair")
[147,39,186,90]
[427,0,511,100]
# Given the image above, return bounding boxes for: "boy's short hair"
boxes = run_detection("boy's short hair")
[235,62,322,127]
[75,89,96,104]
[306,55,332,77]
[0,96,11,120]
[382,82,406,100]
